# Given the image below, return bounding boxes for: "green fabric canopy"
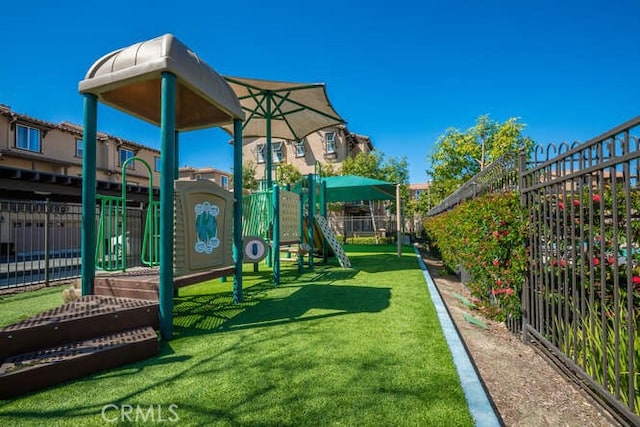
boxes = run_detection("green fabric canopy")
[323,175,396,202]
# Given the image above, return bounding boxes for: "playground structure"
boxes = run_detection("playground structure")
[242,178,315,285]
[239,167,409,285]
[95,156,160,272]
[242,169,358,285]
[0,34,372,398]
[78,34,245,339]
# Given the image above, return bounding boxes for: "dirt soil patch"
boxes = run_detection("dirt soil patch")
[420,254,619,426]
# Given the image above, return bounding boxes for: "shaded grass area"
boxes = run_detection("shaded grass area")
[0,284,70,327]
[0,245,473,426]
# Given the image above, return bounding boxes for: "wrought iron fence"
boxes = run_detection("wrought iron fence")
[328,215,399,239]
[0,200,145,290]
[426,116,640,424]
[521,116,640,425]
[427,151,520,216]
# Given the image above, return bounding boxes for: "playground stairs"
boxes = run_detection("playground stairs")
[0,295,159,399]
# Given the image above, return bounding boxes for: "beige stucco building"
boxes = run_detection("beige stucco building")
[243,125,373,181]
[178,166,231,190]
[0,104,163,197]
[0,104,235,202]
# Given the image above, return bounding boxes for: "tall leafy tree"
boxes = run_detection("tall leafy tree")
[340,151,409,183]
[340,151,384,179]
[340,151,409,218]
[276,163,302,186]
[241,161,258,192]
[316,161,337,177]
[427,115,533,204]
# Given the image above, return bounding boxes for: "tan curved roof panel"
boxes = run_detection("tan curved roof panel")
[222,76,345,141]
[79,34,244,131]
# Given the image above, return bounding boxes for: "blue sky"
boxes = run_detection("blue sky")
[2,0,639,183]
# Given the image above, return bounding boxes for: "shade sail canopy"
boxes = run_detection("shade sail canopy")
[324,175,396,202]
[221,76,345,141]
[79,34,244,131]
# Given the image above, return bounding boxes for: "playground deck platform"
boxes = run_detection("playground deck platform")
[94,266,235,300]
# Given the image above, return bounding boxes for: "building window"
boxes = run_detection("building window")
[154,156,161,172]
[295,140,305,157]
[272,142,284,163]
[221,175,229,189]
[75,139,83,158]
[16,124,41,152]
[325,132,336,154]
[256,144,265,163]
[119,148,135,169]
[195,174,202,180]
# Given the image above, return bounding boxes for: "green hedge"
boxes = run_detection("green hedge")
[424,191,526,321]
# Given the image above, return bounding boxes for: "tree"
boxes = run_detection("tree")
[241,161,258,192]
[339,150,410,226]
[316,161,337,177]
[427,115,533,204]
[340,151,384,180]
[276,163,302,186]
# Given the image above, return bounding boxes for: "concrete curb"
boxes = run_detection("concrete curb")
[413,246,501,427]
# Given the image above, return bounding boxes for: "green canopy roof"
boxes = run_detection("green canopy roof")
[324,175,396,202]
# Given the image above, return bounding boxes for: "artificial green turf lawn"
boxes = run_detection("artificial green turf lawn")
[0,284,71,327]
[0,245,474,426]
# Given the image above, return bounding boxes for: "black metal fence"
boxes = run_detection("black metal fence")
[328,215,398,238]
[427,151,520,216]
[0,200,145,290]
[521,117,640,425]
[426,116,640,425]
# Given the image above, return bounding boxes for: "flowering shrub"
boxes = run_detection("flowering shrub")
[536,185,640,311]
[424,191,526,321]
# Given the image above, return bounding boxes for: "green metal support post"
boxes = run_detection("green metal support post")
[81,93,98,296]
[265,93,273,189]
[307,174,314,269]
[298,194,304,273]
[321,179,328,264]
[272,184,280,284]
[396,184,402,257]
[159,72,176,340]
[232,118,243,303]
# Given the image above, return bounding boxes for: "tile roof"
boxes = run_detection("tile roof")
[0,104,159,153]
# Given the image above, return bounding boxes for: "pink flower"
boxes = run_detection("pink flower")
[505,288,514,296]
[632,276,640,285]
[592,194,601,203]
[492,259,500,267]
[593,257,600,266]
[558,201,565,209]
[573,199,580,207]
[560,259,567,267]
[607,257,615,265]
[496,279,503,286]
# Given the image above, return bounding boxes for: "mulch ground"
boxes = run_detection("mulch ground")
[421,253,619,426]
